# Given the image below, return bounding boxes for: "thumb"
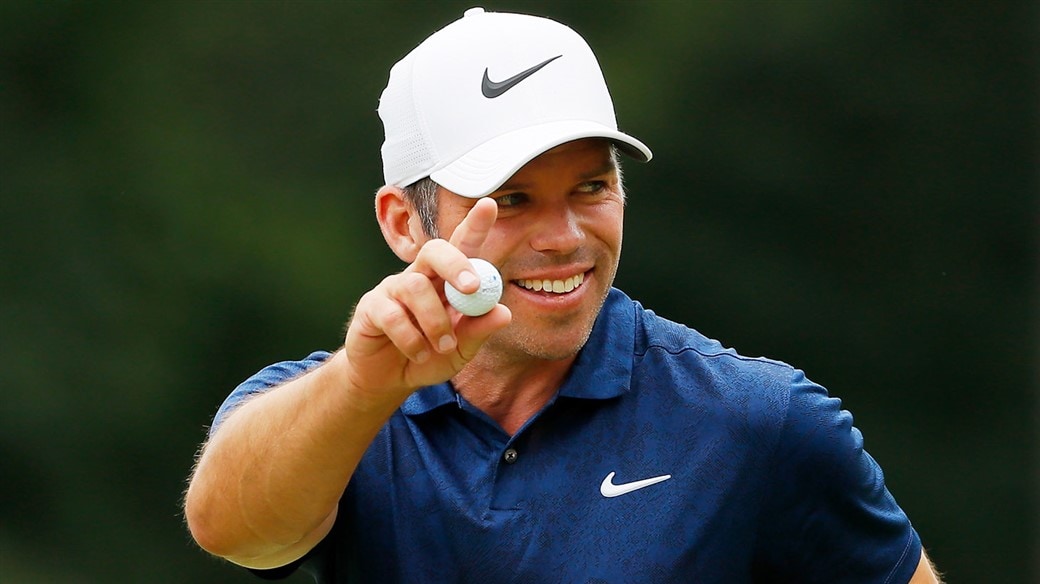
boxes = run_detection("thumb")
[453,304,512,362]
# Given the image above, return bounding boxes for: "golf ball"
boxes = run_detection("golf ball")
[444,258,503,317]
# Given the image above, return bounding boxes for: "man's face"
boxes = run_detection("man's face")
[436,138,624,363]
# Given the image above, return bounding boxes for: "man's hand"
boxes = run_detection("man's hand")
[343,197,511,405]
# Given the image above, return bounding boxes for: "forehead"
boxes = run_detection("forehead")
[493,139,616,191]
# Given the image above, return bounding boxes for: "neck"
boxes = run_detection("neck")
[452,351,576,436]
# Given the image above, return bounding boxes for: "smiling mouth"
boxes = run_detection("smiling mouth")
[514,271,587,294]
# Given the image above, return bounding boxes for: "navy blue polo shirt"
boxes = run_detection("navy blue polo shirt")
[214,288,921,583]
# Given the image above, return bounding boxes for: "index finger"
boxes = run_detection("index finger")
[448,197,498,258]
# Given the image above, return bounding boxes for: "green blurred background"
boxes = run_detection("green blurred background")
[1,0,1036,582]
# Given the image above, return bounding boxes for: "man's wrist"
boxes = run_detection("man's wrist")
[323,349,411,419]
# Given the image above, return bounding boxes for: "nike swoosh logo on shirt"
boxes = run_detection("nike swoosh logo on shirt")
[481,55,562,98]
[599,471,672,498]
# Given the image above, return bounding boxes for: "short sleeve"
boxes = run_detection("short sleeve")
[754,369,921,583]
[209,351,331,436]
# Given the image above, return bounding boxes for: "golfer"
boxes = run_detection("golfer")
[186,8,941,583]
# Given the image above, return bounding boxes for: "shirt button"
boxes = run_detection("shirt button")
[503,448,518,464]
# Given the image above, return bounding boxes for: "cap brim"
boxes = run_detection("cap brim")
[430,120,652,198]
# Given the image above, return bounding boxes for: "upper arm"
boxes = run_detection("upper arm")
[755,368,925,581]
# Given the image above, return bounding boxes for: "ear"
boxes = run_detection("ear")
[376,185,428,263]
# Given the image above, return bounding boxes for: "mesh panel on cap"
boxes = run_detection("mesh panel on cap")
[379,55,434,186]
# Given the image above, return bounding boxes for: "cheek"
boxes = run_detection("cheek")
[479,228,523,265]
[588,204,624,252]
[435,205,472,241]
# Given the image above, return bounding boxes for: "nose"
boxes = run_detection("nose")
[529,205,584,255]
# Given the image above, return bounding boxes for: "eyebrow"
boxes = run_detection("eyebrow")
[492,157,618,194]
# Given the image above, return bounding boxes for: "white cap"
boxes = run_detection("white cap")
[378,7,652,198]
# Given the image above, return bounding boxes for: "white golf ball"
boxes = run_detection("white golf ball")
[444,258,503,317]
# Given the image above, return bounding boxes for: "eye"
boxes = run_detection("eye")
[492,192,528,208]
[576,181,607,195]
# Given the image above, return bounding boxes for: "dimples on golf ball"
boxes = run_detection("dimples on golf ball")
[445,258,502,317]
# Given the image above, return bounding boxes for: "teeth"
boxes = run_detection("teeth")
[517,272,585,293]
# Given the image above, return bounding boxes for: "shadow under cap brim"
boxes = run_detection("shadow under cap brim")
[429,119,652,199]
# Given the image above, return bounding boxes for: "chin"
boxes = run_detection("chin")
[488,311,600,363]
[492,335,588,363]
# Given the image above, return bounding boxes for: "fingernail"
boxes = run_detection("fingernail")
[415,350,430,363]
[438,335,456,353]
[458,271,477,288]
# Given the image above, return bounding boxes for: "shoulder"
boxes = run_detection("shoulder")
[210,351,331,433]
[631,302,796,415]
[624,297,876,474]
[633,307,862,470]
[634,301,791,374]
[238,351,331,390]
[619,299,812,470]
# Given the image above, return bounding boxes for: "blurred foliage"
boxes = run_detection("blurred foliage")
[0,1,1035,582]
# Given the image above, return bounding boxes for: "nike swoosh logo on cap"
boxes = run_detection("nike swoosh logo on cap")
[481,55,562,98]
[599,471,672,498]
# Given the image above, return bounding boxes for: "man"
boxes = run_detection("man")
[185,8,941,583]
